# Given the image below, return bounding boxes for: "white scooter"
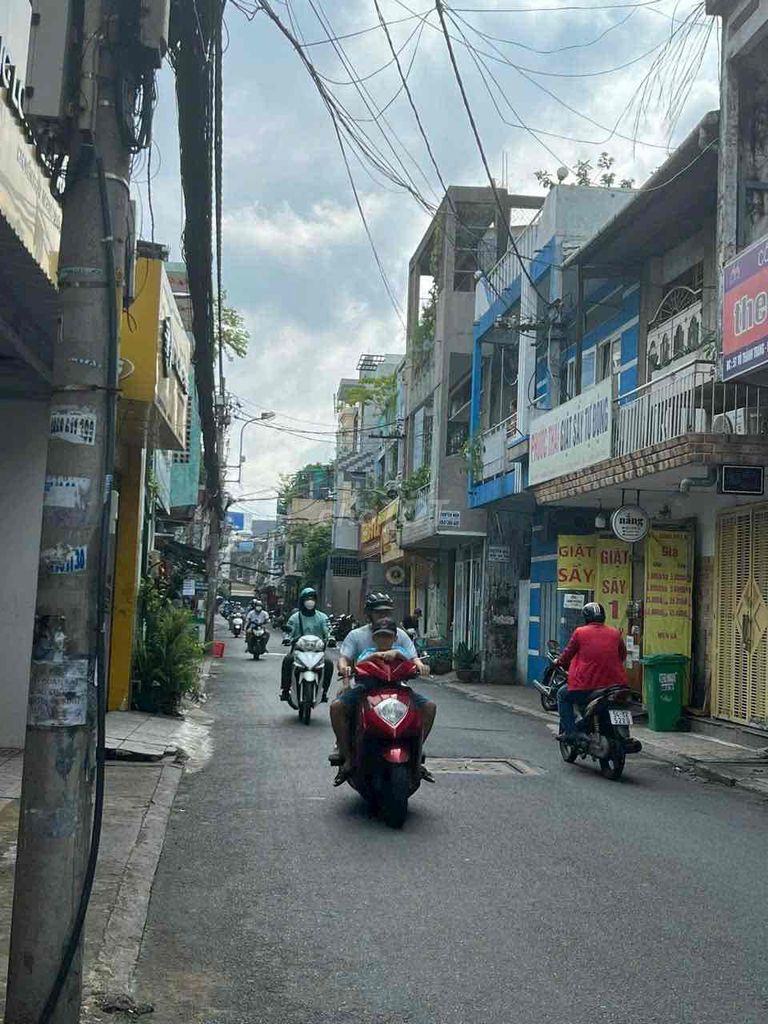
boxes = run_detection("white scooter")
[290,635,327,724]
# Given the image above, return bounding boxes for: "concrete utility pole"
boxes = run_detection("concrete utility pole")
[6,3,134,1021]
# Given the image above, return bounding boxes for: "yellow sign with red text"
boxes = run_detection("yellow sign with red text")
[557,536,597,590]
[643,529,693,656]
[595,537,632,630]
[558,534,632,629]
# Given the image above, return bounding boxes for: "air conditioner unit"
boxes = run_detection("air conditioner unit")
[711,408,768,435]
[712,411,738,434]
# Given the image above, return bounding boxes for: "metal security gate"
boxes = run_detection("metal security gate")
[454,547,483,651]
[714,506,768,727]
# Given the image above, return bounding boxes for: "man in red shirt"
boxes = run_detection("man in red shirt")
[555,602,628,740]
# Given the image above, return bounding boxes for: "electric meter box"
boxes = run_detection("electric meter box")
[25,0,76,129]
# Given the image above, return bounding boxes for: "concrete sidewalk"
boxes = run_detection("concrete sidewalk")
[432,675,768,797]
[0,660,218,1020]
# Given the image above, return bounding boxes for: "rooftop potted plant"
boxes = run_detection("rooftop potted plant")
[454,641,480,683]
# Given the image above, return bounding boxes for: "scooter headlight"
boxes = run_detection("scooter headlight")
[295,636,325,653]
[374,697,408,727]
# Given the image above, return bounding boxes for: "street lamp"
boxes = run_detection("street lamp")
[225,411,276,483]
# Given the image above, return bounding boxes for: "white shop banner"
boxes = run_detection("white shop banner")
[528,379,612,486]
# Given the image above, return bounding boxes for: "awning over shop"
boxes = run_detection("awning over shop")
[156,536,207,570]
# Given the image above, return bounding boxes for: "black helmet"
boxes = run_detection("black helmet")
[365,592,394,613]
[583,602,606,624]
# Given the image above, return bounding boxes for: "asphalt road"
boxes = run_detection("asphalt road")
[133,628,768,1024]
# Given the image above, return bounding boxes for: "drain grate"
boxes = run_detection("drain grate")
[427,757,544,776]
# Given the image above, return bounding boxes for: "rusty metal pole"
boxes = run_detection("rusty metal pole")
[5,3,132,1021]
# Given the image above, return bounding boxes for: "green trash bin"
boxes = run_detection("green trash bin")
[641,654,688,731]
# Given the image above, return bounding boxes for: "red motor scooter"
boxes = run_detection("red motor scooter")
[333,657,427,828]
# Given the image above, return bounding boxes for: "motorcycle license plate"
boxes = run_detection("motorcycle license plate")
[609,709,633,726]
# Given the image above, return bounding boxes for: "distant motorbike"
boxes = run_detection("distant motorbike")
[330,614,356,642]
[330,657,428,828]
[246,623,268,660]
[284,634,328,724]
[532,641,566,712]
[230,613,244,638]
[558,684,642,781]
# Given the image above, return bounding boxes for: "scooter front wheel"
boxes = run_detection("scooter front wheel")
[379,764,410,828]
[600,750,625,780]
[541,691,558,712]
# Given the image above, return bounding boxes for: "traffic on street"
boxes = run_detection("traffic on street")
[129,624,768,1024]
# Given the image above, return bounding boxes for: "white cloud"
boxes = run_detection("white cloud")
[223,195,390,261]
[226,296,403,515]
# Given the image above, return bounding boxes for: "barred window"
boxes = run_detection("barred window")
[174,398,193,464]
[330,556,363,577]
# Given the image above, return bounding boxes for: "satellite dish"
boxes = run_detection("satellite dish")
[556,166,569,183]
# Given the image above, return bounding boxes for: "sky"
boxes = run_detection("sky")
[137,0,721,520]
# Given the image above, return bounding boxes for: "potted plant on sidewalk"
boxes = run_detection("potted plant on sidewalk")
[454,642,480,683]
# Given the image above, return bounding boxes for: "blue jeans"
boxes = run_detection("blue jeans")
[558,688,598,734]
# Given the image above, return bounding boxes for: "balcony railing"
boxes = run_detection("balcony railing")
[614,360,768,456]
[413,484,432,521]
[478,412,519,482]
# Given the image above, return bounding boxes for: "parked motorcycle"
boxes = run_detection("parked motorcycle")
[246,623,268,660]
[286,634,328,724]
[230,612,244,638]
[558,685,642,780]
[330,614,356,642]
[330,657,428,828]
[532,641,566,712]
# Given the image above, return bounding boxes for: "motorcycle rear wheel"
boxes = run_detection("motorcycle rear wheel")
[600,750,626,780]
[559,740,578,764]
[379,764,410,828]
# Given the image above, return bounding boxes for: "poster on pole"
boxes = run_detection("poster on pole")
[595,536,632,630]
[643,529,693,656]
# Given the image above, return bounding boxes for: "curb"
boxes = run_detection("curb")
[436,680,768,798]
[85,760,183,1000]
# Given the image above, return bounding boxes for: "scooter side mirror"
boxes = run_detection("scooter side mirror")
[281,637,291,646]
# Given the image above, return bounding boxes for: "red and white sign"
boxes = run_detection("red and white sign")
[723,234,768,380]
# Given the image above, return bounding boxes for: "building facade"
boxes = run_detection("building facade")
[0,1,62,747]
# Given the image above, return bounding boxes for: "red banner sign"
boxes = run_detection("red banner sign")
[723,234,768,380]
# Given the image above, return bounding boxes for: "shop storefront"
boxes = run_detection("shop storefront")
[528,512,695,701]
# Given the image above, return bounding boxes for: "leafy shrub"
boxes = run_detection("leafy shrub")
[133,606,203,715]
[454,642,479,671]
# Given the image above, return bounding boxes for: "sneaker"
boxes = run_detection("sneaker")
[320,692,329,704]
[279,691,290,702]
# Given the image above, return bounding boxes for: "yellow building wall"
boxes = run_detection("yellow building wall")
[108,443,146,711]
[121,257,162,403]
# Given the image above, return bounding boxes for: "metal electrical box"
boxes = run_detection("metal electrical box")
[24,0,76,130]
[138,0,171,67]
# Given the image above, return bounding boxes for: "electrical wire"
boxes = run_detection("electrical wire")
[434,1,552,307]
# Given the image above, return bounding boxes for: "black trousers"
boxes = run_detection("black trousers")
[281,653,333,692]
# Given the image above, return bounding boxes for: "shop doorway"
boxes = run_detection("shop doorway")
[714,505,768,727]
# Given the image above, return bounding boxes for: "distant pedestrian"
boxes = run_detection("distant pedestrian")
[402,607,422,633]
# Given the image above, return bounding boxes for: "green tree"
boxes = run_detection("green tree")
[215,290,249,359]
[288,521,332,591]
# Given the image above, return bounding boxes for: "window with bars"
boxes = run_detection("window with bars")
[173,397,193,464]
[330,556,363,577]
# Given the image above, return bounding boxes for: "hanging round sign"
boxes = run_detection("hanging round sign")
[385,565,406,586]
[610,505,650,543]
